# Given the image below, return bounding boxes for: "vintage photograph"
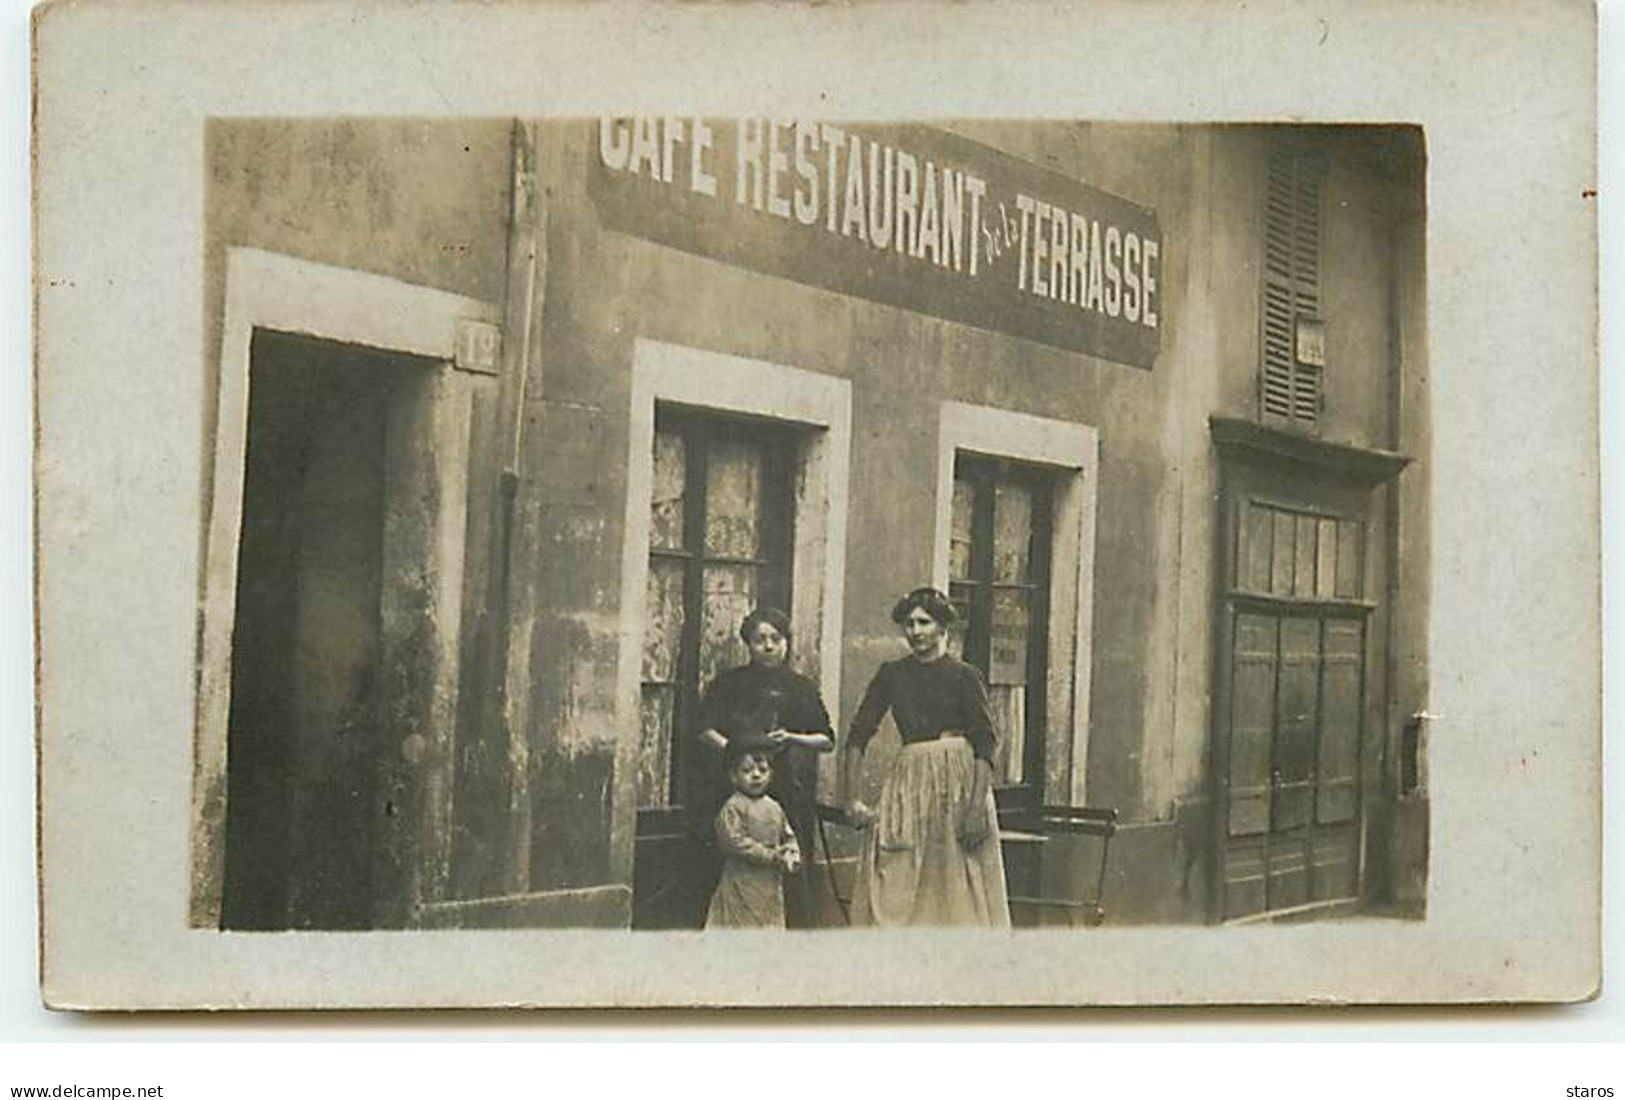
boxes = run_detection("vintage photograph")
[188,117,1431,935]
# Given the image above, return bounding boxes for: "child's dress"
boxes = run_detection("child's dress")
[706,791,799,928]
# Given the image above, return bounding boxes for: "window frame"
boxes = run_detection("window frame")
[1213,474,1377,924]
[620,339,852,850]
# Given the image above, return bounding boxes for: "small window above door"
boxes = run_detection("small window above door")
[1236,499,1365,603]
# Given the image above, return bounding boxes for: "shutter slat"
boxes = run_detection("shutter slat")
[1292,364,1322,420]
[1262,268,1296,423]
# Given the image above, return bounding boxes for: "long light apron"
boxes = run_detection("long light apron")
[851,736,1010,928]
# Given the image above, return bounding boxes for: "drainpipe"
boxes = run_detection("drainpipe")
[487,119,545,895]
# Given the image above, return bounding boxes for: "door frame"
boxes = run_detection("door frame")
[615,339,853,902]
[192,247,499,927]
[930,400,1100,809]
[1208,416,1410,924]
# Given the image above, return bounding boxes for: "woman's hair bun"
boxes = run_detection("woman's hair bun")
[890,586,958,627]
[739,606,792,645]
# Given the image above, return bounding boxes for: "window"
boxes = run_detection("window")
[947,454,1054,799]
[1261,147,1325,427]
[1236,499,1364,602]
[639,407,798,809]
[932,402,1098,810]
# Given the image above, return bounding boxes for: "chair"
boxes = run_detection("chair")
[813,802,857,925]
[999,805,1119,927]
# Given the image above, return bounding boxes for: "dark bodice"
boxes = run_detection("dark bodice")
[845,654,998,763]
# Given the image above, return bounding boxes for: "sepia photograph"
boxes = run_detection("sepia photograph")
[29,0,1599,1012]
[191,118,1430,935]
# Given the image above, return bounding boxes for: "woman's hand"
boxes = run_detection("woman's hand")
[767,728,835,752]
[840,743,870,827]
[957,759,995,850]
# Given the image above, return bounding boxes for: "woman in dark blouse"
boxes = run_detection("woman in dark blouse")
[842,587,1011,927]
[693,607,834,928]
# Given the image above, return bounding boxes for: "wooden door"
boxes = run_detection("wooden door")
[1269,616,1320,910]
[1222,608,1365,921]
[1224,612,1275,919]
[1312,617,1364,901]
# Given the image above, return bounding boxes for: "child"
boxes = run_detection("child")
[705,736,802,929]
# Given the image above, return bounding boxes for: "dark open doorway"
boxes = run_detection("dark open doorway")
[220,330,433,930]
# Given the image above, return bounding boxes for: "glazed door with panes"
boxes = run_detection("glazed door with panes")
[633,408,796,928]
[947,455,1052,809]
[1223,500,1367,921]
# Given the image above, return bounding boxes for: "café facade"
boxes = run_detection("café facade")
[189,118,1431,931]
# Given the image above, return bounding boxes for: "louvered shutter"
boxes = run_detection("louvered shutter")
[1261,150,1323,426]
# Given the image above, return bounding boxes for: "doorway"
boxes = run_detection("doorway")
[220,330,432,930]
[1217,490,1371,922]
[631,406,800,929]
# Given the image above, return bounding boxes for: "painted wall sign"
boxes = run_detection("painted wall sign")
[589,119,1163,369]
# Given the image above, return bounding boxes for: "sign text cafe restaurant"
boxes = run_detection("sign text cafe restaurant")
[193,118,1430,930]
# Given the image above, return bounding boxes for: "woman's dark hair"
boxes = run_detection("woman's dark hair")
[890,586,958,627]
[739,606,792,645]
